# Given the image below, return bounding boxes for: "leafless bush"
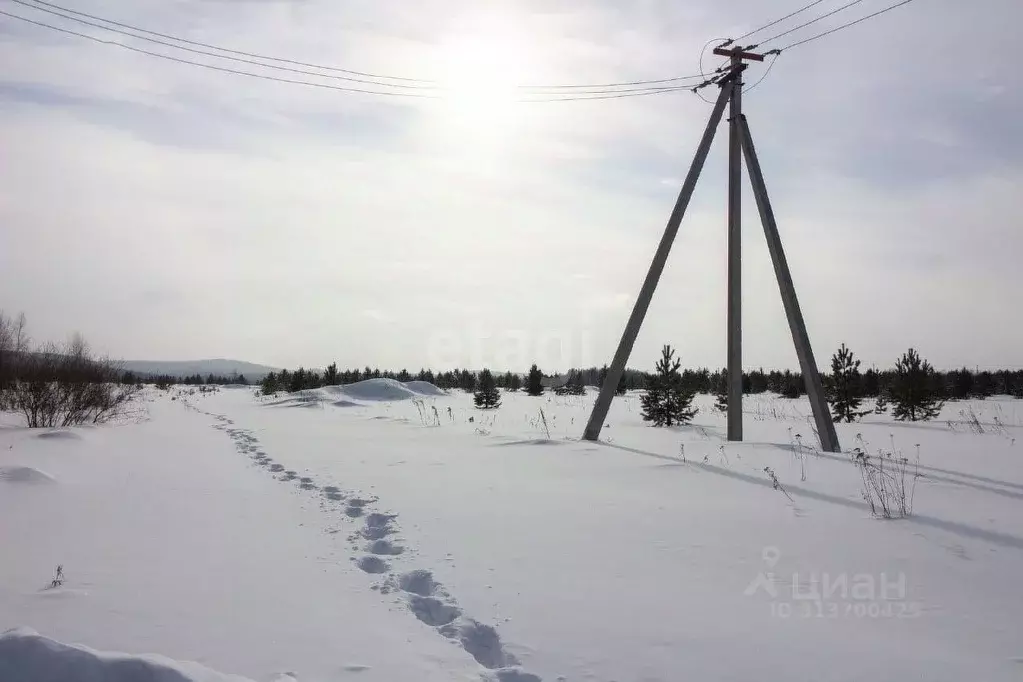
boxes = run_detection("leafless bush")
[2,332,140,428]
[853,445,919,519]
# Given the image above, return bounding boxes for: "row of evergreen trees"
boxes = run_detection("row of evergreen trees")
[261,359,1023,403]
[259,351,1021,424]
[259,362,635,397]
[142,372,249,388]
[828,345,943,422]
[640,343,973,427]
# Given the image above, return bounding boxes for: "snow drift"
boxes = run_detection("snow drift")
[270,379,447,407]
[0,466,56,484]
[0,628,254,682]
[334,378,443,401]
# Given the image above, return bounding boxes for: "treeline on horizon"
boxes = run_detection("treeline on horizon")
[258,357,1023,401]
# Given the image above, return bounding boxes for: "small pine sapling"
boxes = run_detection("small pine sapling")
[828,343,870,423]
[891,348,943,422]
[641,345,697,427]
[473,369,502,410]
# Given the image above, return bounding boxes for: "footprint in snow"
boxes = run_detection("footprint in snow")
[398,569,438,597]
[361,513,397,540]
[367,539,404,556]
[409,595,461,626]
[356,555,390,574]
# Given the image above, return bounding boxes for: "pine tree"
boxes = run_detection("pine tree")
[509,373,522,391]
[563,370,585,396]
[781,370,802,399]
[862,368,880,397]
[891,348,942,421]
[874,390,889,414]
[324,362,339,386]
[260,372,278,396]
[525,364,544,396]
[640,345,697,427]
[714,369,728,412]
[473,368,501,409]
[828,343,869,423]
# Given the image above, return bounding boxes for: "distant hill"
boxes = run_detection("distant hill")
[121,359,279,380]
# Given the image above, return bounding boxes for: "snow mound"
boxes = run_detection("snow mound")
[0,466,56,484]
[337,379,420,401]
[0,627,254,682]
[403,381,447,396]
[322,378,443,402]
[268,379,446,406]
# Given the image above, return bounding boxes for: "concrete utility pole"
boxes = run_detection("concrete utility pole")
[581,77,737,442]
[725,49,748,443]
[582,46,841,453]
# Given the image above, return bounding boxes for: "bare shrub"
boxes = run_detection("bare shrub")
[3,333,140,428]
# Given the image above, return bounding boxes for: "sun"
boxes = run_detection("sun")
[429,12,542,146]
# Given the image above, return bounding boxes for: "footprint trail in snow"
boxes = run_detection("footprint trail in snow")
[188,402,541,681]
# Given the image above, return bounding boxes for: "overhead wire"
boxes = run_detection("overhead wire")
[751,0,869,48]
[0,10,436,98]
[695,37,731,104]
[732,0,830,42]
[742,52,780,93]
[13,0,708,92]
[9,0,435,90]
[727,0,920,93]
[5,0,924,102]
[772,0,919,52]
[0,9,696,102]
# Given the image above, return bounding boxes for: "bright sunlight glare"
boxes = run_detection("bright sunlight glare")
[430,11,545,147]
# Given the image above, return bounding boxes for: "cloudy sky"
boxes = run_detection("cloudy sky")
[1,0,1020,373]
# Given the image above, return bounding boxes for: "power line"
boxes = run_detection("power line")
[0,10,434,97]
[753,0,869,48]
[10,0,434,90]
[695,37,730,104]
[743,52,780,93]
[0,10,693,102]
[734,0,830,42]
[15,0,707,91]
[17,0,697,96]
[775,0,919,51]
[21,0,430,83]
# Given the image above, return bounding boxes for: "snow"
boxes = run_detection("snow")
[271,379,449,407]
[0,466,56,484]
[3,386,1023,681]
[0,627,255,682]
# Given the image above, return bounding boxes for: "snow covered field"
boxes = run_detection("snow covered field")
[3,381,1023,681]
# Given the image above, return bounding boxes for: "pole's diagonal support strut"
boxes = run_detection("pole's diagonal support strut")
[736,114,841,452]
[582,78,736,442]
